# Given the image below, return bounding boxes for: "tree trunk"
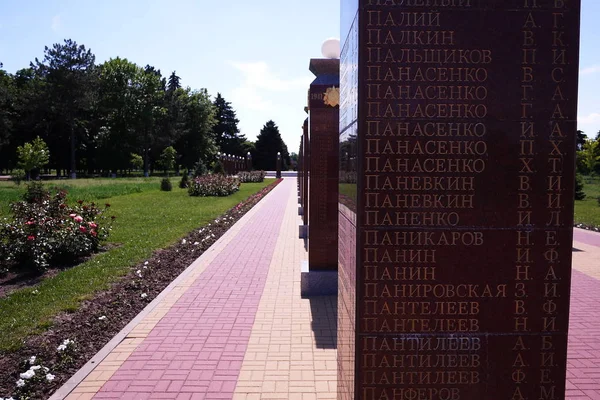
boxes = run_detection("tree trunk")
[70,124,77,179]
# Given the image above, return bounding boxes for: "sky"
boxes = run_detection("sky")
[0,0,599,153]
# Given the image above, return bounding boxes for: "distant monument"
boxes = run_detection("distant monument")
[300,39,341,296]
[338,2,581,399]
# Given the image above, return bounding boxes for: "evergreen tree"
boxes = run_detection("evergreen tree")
[575,174,586,200]
[212,93,246,155]
[32,39,98,178]
[254,120,290,170]
[167,71,181,92]
[0,64,15,170]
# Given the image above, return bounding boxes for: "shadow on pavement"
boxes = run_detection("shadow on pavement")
[308,295,338,349]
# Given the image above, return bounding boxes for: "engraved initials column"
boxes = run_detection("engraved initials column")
[338,0,580,399]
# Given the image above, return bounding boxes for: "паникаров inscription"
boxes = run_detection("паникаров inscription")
[338,1,581,399]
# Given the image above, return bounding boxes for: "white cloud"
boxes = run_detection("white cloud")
[581,65,600,75]
[51,15,62,32]
[230,86,273,112]
[230,61,310,92]
[578,112,600,124]
[229,61,310,112]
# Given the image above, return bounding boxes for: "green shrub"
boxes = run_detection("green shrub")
[238,171,266,183]
[213,160,225,175]
[179,170,190,189]
[0,187,113,273]
[23,181,48,204]
[188,174,240,197]
[160,178,173,192]
[193,159,208,177]
[11,169,26,186]
[575,174,586,200]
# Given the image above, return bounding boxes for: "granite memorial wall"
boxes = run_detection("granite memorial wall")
[338,0,581,399]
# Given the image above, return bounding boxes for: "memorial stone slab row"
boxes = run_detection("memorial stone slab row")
[299,57,341,296]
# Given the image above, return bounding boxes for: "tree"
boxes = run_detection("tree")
[212,93,246,156]
[135,66,166,176]
[17,137,50,179]
[580,139,600,175]
[32,39,97,179]
[159,146,177,175]
[254,120,290,170]
[289,152,298,170]
[97,58,141,174]
[0,64,15,169]
[577,130,588,151]
[130,153,143,170]
[175,89,217,169]
[167,71,181,92]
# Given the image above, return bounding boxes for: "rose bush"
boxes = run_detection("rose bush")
[237,171,266,183]
[0,184,114,273]
[188,174,240,197]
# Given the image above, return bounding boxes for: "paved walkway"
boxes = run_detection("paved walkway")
[52,178,600,400]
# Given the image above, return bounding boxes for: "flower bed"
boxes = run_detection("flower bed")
[0,184,113,274]
[0,178,282,400]
[188,174,240,197]
[237,171,266,183]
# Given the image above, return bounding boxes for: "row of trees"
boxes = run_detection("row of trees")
[0,39,290,177]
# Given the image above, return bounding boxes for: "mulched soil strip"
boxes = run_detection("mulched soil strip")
[0,179,282,400]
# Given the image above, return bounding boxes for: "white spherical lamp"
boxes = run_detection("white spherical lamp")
[321,38,340,59]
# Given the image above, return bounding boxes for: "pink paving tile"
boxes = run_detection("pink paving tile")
[574,229,600,248]
[93,180,292,400]
[567,270,600,397]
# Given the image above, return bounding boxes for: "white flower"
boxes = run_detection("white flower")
[141,293,148,299]
[46,373,55,382]
[16,379,26,387]
[136,270,142,277]
[28,356,36,364]
[57,344,67,352]
[181,239,187,245]
[32,290,39,295]
[20,369,35,379]
[144,261,149,265]
[31,365,41,371]
[62,339,73,346]
[193,242,199,246]
[98,316,107,321]
[43,367,49,372]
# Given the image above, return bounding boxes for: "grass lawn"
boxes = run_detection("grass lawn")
[0,178,274,351]
[575,175,600,227]
[0,177,163,217]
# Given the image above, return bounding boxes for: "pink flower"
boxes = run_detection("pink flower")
[74,216,83,223]
[27,235,35,241]
[69,214,77,218]
[79,226,87,233]
[91,230,97,237]
[88,222,98,229]
[26,220,35,225]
